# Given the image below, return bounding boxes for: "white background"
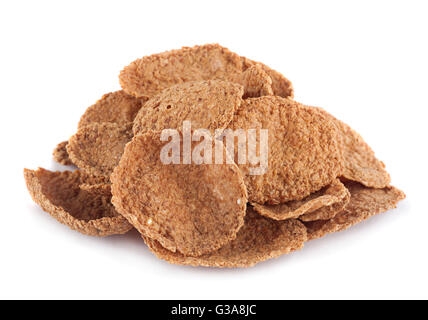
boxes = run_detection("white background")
[1,0,426,299]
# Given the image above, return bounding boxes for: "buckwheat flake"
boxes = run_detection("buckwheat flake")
[252,179,350,221]
[67,122,133,177]
[53,91,143,167]
[111,130,248,257]
[53,141,74,166]
[230,96,342,204]
[233,63,274,99]
[316,107,391,188]
[132,80,243,135]
[119,44,293,99]
[304,181,405,240]
[78,90,144,129]
[143,208,307,268]
[24,168,132,236]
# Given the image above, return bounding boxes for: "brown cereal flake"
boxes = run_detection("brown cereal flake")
[111,130,248,257]
[304,181,405,240]
[54,91,142,167]
[143,208,306,268]
[316,107,391,188]
[132,80,243,135]
[119,44,293,99]
[240,56,294,98]
[67,123,133,177]
[299,184,350,222]
[252,179,350,221]
[78,90,144,129]
[53,141,74,166]
[234,64,274,99]
[79,172,111,185]
[24,168,132,236]
[80,183,111,196]
[230,97,342,204]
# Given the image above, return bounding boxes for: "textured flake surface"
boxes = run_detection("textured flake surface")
[24,168,132,236]
[53,91,142,168]
[80,182,112,196]
[304,181,405,240]
[53,141,74,166]
[67,123,133,177]
[234,64,274,98]
[111,130,248,257]
[240,55,293,98]
[132,80,243,135]
[119,44,293,99]
[230,97,342,204]
[299,182,350,222]
[252,179,350,221]
[78,90,144,129]
[317,107,391,188]
[144,208,307,268]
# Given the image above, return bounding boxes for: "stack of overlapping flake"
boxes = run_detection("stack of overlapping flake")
[24,44,405,267]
